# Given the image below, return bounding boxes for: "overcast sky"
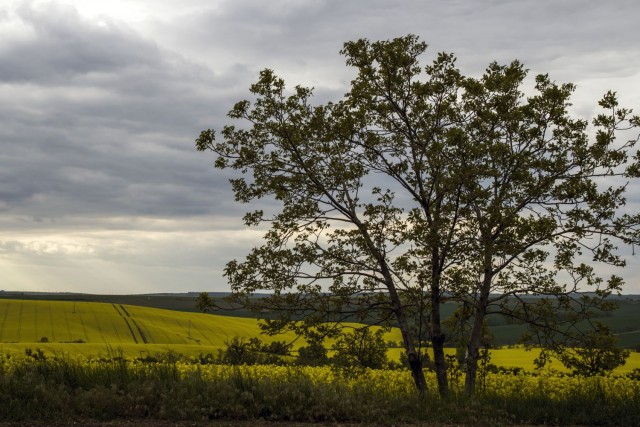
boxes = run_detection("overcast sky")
[1,0,639,294]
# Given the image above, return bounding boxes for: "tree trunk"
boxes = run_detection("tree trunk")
[463,313,483,396]
[406,347,428,393]
[431,286,448,398]
[354,217,428,394]
[382,265,428,393]
[429,245,449,398]
[392,292,428,393]
[464,270,491,396]
[432,329,448,397]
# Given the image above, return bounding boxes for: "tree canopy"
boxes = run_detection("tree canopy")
[196,34,640,396]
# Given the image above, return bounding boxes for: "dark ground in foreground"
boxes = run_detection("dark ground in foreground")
[0,421,485,427]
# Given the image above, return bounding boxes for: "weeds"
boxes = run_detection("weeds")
[0,350,638,425]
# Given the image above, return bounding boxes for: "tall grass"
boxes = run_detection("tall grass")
[0,351,638,425]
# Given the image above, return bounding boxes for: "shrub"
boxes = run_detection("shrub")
[0,354,638,425]
[555,323,630,376]
[331,328,388,370]
[297,339,329,366]
[218,337,289,365]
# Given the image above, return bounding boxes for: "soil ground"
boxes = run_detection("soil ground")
[0,421,482,427]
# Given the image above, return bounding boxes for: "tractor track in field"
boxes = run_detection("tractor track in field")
[47,302,56,342]
[113,304,149,344]
[0,301,10,342]
[111,304,139,344]
[129,318,149,344]
[121,305,149,344]
[62,302,73,342]
[16,301,23,342]
[76,308,90,342]
[33,302,38,342]
[119,304,131,317]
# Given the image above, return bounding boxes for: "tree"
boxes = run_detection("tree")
[552,323,630,376]
[331,327,389,370]
[196,291,215,313]
[442,65,640,395]
[196,35,640,397]
[296,337,329,366]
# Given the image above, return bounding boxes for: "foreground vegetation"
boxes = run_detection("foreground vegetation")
[0,351,638,425]
[2,297,639,424]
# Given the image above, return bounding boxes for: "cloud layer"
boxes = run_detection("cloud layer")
[1,0,639,293]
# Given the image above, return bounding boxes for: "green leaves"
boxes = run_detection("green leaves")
[197,34,640,395]
[598,90,619,110]
[195,129,215,152]
[555,322,630,376]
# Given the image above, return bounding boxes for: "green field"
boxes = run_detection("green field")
[0,299,403,358]
[384,347,640,373]
[0,299,308,358]
[4,291,639,349]
[1,299,638,372]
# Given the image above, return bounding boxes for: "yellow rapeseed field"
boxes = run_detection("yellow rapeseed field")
[1,299,638,373]
[0,299,301,354]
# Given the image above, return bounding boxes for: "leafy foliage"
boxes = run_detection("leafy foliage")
[1,354,639,425]
[197,34,640,396]
[218,336,291,365]
[296,337,330,366]
[331,327,389,370]
[553,323,630,376]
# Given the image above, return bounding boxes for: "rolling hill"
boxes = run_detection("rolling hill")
[1,298,638,372]
[2,291,639,350]
[0,299,314,358]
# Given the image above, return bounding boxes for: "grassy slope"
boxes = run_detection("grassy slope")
[3,292,639,348]
[0,299,299,357]
[0,299,403,358]
[0,299,277,345]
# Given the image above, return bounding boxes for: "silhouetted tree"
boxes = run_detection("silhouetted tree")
[197,35,640,396]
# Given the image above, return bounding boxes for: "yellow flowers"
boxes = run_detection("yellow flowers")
[1,352,638,424]
[3,349,636,402]
[134,362,640,401]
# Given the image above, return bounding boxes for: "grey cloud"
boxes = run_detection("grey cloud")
[0,2,167,84]
[1,0,639,293]
[161,0,640,86]
[2,0,637,224]
[0,2,247,226]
